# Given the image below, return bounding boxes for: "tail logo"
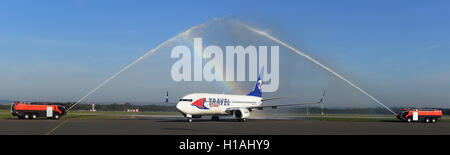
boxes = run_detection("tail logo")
[257,80,262,90]
[191,98,208,109]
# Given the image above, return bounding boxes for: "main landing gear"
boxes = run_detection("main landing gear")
[211,116,220,121]
[237,118,246,122]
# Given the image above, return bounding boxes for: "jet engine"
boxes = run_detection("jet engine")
[233,108,250,119]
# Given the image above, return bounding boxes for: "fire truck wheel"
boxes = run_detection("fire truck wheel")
[407,118,412,123]
[432,118,436,123]
[54,114,60,120]
[24,114,29,119]
[425,118,430,123]
[32,114,37,119]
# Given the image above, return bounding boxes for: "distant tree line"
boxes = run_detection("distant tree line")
[69,102,177,112]
[285,107,395,115]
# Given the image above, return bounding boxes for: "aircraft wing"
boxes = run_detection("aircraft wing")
[225,100,321,112]
[247,102,320,111]
[227,90,326,112]
[261,96,288,102]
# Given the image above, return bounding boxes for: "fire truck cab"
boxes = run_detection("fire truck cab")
[396,108,442,123]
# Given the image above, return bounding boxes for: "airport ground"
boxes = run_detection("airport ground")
[1,110,449,135]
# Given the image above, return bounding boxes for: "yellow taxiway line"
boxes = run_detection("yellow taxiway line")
[46,120,69,135]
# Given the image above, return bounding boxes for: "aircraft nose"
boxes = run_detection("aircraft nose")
[176,102,185,113]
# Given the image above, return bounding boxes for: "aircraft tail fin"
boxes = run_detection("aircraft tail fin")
[248,67,264,97]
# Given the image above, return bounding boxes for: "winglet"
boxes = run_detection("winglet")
[165,91,169,103]
[318,90,326,103]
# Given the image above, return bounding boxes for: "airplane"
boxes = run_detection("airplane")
[175,67,326,122]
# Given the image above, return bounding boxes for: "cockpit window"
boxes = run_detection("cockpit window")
[179,99,193,102]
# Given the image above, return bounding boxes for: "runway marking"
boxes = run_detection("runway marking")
[46,120,69,135]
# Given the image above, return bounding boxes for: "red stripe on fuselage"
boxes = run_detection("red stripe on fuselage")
[191,98,208,109]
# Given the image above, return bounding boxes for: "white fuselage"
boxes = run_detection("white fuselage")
[176,93,262,116]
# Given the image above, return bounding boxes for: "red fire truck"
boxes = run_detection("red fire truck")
[396,108,442,123]
[11,102,67,119]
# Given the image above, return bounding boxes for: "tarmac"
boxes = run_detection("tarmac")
[1,116,450,135]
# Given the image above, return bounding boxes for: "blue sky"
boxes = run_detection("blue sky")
[1,0,449,108]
